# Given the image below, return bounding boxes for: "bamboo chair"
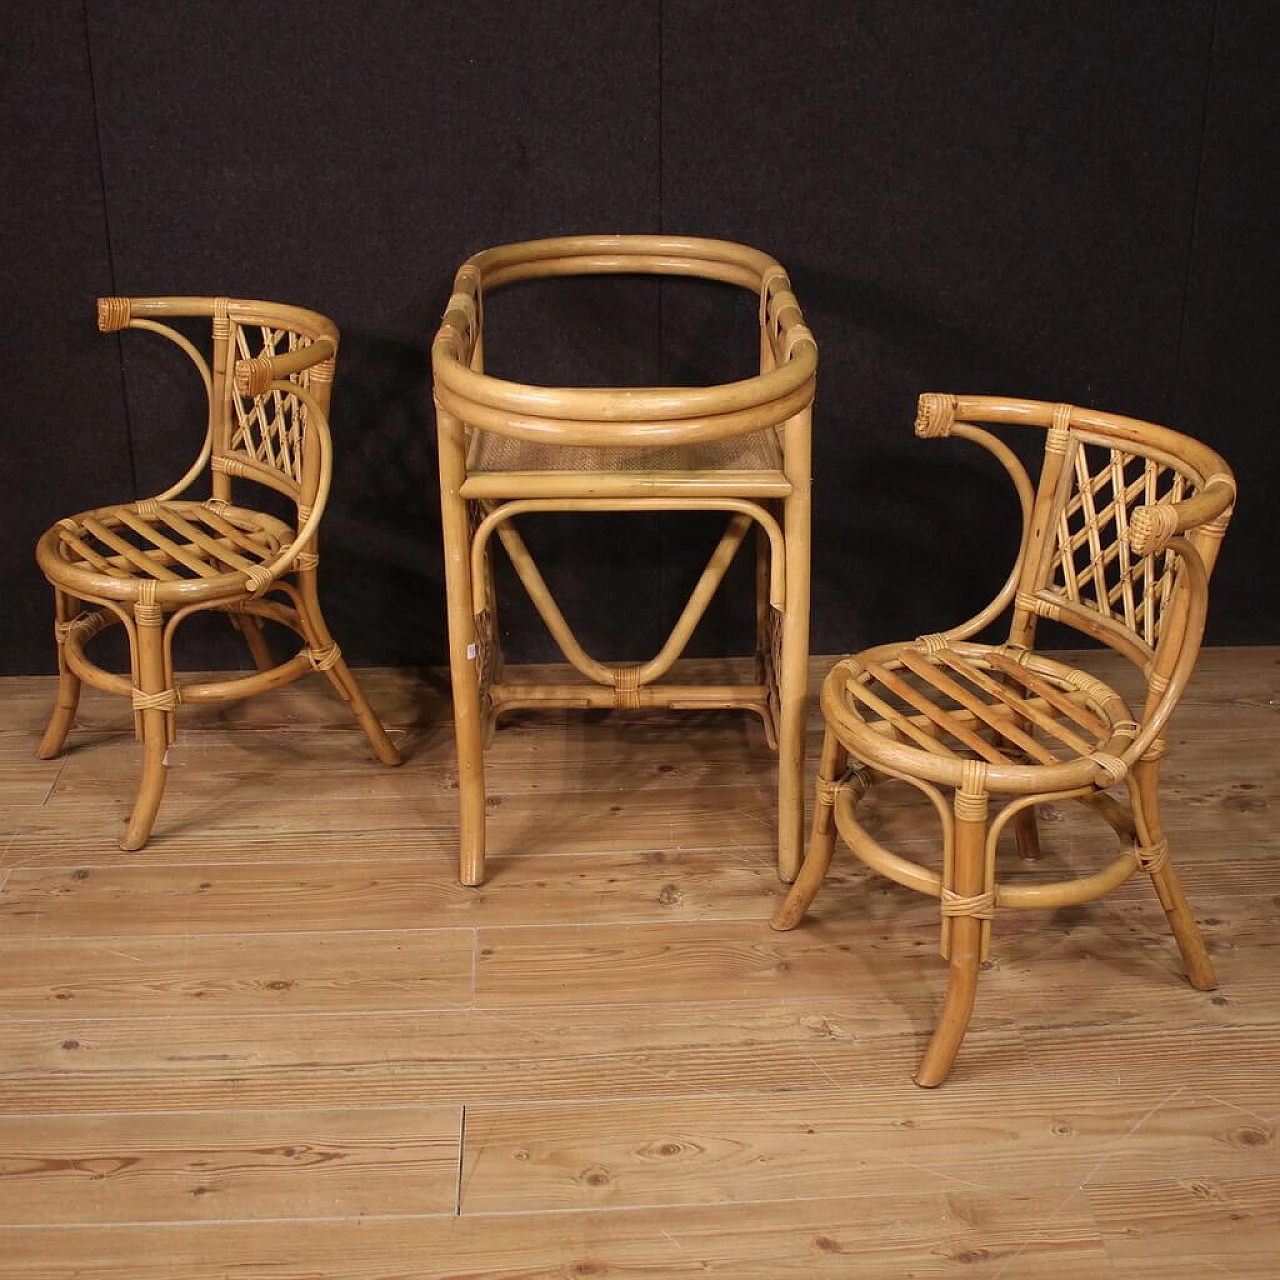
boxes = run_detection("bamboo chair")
[35,297,401,849]
[432,235,817,885]
[772,394,1236,1086]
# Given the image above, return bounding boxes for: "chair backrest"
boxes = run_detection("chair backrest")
[916,394,1236,725]
[97,296,338,514]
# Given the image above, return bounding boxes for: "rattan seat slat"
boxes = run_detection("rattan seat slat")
[893,649,1041,760]
[206,534,272,568]
[86,536,271,581]
[150,507,267,575]
[844,671,958,759]
[773,393,1236,1088]
[931,649,1098,759]
[75,515,187,580]
[897,648,1087,763]
[109,508,223,578]
[980,648,1111,738]
[61,522,151,578]
[860,657,1017,765]
[193,505,277,556]
[54,526,120,576]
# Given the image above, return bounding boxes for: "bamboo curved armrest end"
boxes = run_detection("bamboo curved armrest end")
[97,297,130,332]
[915,392,957,439]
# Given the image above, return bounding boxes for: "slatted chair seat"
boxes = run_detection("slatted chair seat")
[35,297,400,851]
[38,499,294,602]
[828,639,1138,789]
[773,394,1236,1087]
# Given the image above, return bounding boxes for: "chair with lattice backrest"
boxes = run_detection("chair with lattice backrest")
[36,296,401,849]
[772,393,1236,1085]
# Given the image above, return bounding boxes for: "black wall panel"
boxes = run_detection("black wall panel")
[71,0,661,669]
[0,3,133,673]
[661,0,1221,651]
[1171,0,1278,642]
[2,1,1276,675]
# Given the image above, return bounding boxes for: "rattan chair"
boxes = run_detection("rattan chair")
[772,394,1236,1086]
[432,236,817,885]
[35,296,401,849]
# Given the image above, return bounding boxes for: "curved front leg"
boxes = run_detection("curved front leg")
[915,772,991,1087]
[771,728,849,930]
[1128,754,1216,991]
[121,602,172,851]
[37,590,84,760]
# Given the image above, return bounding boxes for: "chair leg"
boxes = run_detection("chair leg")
[37,590,83,760]
[294,574,401,768]
[776,626,807,884]
[775,584,811,883]
[777,411,812,885]
[475,544,503,751]
[1129,757,1217,990]
[915,782,989,1087]
[1014,807,1041,860]
[121,608,171,851]
[771,728,848,930]
[753,527,779,751]
[995,684,1039,860]
[230,607,275,673]
[452,677,487,885]
[438,414,488,886]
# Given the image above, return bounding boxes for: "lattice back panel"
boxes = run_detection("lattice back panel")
[1040,437,1196,649]
[228,324,312,488]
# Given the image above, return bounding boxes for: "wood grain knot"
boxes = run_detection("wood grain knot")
[1224,1126,1272,1148]
[947,1247,994,1264]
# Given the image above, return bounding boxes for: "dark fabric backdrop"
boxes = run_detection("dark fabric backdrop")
[2,1,1275,674]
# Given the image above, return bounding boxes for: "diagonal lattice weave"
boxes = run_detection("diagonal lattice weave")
[1044,441,1193,647]
[230,325,312,483]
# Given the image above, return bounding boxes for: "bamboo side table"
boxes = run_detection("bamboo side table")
[431,235,817,885]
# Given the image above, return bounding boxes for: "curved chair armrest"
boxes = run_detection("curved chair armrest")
[1119,536,1211,766]
[912,393,1036,641]
[251,381,334,584]
[234,336,338,398]
[96,302,214,503]
[1129,474,1237,556]
[98,295,337,341]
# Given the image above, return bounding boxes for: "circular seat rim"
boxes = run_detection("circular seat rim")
[36,499,294,605]
[818,640,1138,795]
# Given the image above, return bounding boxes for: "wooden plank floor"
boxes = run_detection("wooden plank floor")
[1,649,1277,1278]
